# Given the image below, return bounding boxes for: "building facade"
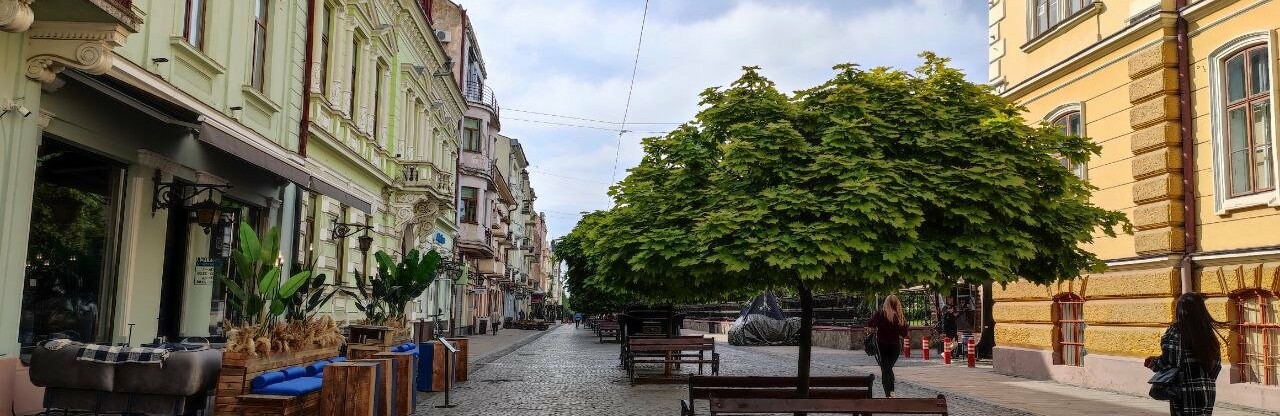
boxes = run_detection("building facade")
[989,0,1280,410]
[0,0,472,413]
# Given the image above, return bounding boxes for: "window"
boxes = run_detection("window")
[461,187,479,223]
[319,3,332,91]
[1234,290,1279,385]
[1031,0,1093,38]
[183,0,207,49]
[374,62,387,139]
[1052,110,1087,178]
[250,0,270,91]
[1052,293,1085,366]
[350,34,364,115]
[463,117,482,152]
[1223,45,1273,198]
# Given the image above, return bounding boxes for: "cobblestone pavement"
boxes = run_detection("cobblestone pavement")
[413,325,1029,415]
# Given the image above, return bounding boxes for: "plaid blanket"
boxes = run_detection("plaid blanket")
[76,344,169,365]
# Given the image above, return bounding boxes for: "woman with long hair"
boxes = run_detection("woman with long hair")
[1145,292,1223,415]
[867,294,910,397]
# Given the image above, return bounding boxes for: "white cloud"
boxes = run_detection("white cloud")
[461,0,987,239]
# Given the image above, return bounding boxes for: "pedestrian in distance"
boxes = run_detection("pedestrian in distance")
[574,312,583,329]
[1145,292,1223,416]
[868,294,910,398]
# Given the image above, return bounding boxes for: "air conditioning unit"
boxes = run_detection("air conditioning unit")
[434,30,451,43]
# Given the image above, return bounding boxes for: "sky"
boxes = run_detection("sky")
[463,0,990,240]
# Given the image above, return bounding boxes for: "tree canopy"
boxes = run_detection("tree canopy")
[564,53,1128,304]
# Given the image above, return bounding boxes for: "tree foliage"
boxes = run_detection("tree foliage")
[568,52,1129,308]
[553,212,630,314]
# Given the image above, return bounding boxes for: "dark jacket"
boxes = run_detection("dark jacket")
[868,310,909,345]
[1151,325,1220,415]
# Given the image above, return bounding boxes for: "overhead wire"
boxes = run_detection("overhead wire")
[610,0,650,192]
[505,108,680,125]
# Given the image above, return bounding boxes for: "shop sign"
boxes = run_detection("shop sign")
[194,257,219,286]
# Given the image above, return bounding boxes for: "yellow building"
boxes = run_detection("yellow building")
[990,0,1279,409]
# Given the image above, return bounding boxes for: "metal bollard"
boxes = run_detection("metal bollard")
[967,337,977,368]
[922,336,930,361]
[943,336,952,364]
[902,336,911,358]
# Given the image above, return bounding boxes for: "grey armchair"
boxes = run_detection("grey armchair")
[28,341,222,415]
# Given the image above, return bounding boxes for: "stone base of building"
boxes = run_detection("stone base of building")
[995,346,1280,411]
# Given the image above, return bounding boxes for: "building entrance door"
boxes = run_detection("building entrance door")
[156,187,191,342]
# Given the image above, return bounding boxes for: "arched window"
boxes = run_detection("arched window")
[1051,110,1087,178]
[1233,289,1279,385]
[1210,35,1277,213]
[1053,293,1085,366]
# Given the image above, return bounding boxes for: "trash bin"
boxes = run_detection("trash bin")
[415,341,440,392]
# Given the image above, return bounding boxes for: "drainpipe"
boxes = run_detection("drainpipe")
[1175,0,1197,293]
[298,0,318,157]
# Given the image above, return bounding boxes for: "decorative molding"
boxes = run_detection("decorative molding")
[24,22,129,83]
[137,149,194,178]
[0,0,34,33]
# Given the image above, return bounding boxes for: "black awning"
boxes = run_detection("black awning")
[308,175,373,213]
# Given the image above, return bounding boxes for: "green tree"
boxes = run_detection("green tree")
[553,212,630,315]
[571,54,1129,394]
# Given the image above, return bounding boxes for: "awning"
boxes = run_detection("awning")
[65,70,373,214]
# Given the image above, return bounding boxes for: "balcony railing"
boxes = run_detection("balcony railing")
[459,152,492,178]
[398,162,453,196]
[464,80,499,116]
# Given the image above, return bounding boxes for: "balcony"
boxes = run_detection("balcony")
[459,152,492,179]
[30,0,142,31]
[457,222,494,258]
[398,161,453,197]
[464,80,499,118]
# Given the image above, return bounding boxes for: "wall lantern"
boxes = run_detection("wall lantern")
[331,221,375,253]
[151,169,232,234]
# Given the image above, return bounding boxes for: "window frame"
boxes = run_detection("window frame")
[319,2,333,93]
[1232,289,1279,385]
[249,0,270,92]
[462,117,483,153]
[1223,45,1273,198]
[183,0,207,50]
[349,33,365,116]
[1208,33,1279,214]
[1052,293,1086,366]
[1029,0,1093,39]
[1045,103,1088,179]
[460,186,479,224]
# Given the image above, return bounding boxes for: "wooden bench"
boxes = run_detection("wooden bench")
[216,347,339,415]
[620,334,709,365]
[596,321,622,343]
[626,338,719,383]
[708,394,949,415]
[680,375,875,416]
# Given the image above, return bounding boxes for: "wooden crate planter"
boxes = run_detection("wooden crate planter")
[321,361,381,416]
[346,325,412,346]
[371,352,415,416]
[215,346,340,416]
[347,338,414,360]
[444,337,469,382]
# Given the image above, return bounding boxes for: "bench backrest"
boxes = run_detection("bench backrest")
[709,395,948,415]
[629,337,712,346]
[690,375,874,389]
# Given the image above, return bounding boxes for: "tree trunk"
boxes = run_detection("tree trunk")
[796,282,813,397]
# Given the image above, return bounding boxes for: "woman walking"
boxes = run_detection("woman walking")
[868,294,910,397]
[1145,293,1222,415]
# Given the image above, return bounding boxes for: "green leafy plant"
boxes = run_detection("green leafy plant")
[283,262,338,322]
[351,249,442,326]
[221,221,312,336]
[564,54,1130,394]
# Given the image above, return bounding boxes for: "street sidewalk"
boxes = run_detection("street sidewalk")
[687,330,1276,416]
[461,324,560,366]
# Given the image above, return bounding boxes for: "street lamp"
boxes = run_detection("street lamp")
[150,169,232,234]
[330,221,375,254]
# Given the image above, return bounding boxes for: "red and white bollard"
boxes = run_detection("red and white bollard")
[922,336,930,361]
[966,337,977,368]
[942,336,952,364]
[902,336,911,358]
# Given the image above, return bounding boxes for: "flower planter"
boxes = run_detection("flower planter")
[214,345,339,415]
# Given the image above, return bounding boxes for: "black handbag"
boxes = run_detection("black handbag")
[862,333,879,356]
[1148,366,1178,401]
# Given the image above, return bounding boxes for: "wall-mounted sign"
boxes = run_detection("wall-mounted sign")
[194,258,218,286]
[434,231,447,244]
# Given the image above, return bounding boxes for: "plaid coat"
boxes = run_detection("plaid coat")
[1151,325,1221,415]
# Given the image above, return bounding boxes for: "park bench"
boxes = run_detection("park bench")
[619,334,711,365]
[680,375,875,416]
[707,394,949,415]
[626,337,719,383]
[596,321,622,343]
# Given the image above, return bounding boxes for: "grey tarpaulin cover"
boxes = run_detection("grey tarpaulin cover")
[728,292,801,346]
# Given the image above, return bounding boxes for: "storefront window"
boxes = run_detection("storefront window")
[205,198,263,338]
[19,138,124,355]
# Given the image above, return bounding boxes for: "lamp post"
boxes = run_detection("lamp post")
[150,169,232,233]
[331,221,375,274]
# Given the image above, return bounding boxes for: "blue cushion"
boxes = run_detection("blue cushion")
[250,371,286,390]
[404,348,418,356]
[305,360,330,376]
[252,377,323,396]
[390,345,403,352]
[281,366,308,380]
[331,356,347,363]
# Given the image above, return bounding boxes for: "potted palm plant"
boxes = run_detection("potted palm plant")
[346,249,442,352]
